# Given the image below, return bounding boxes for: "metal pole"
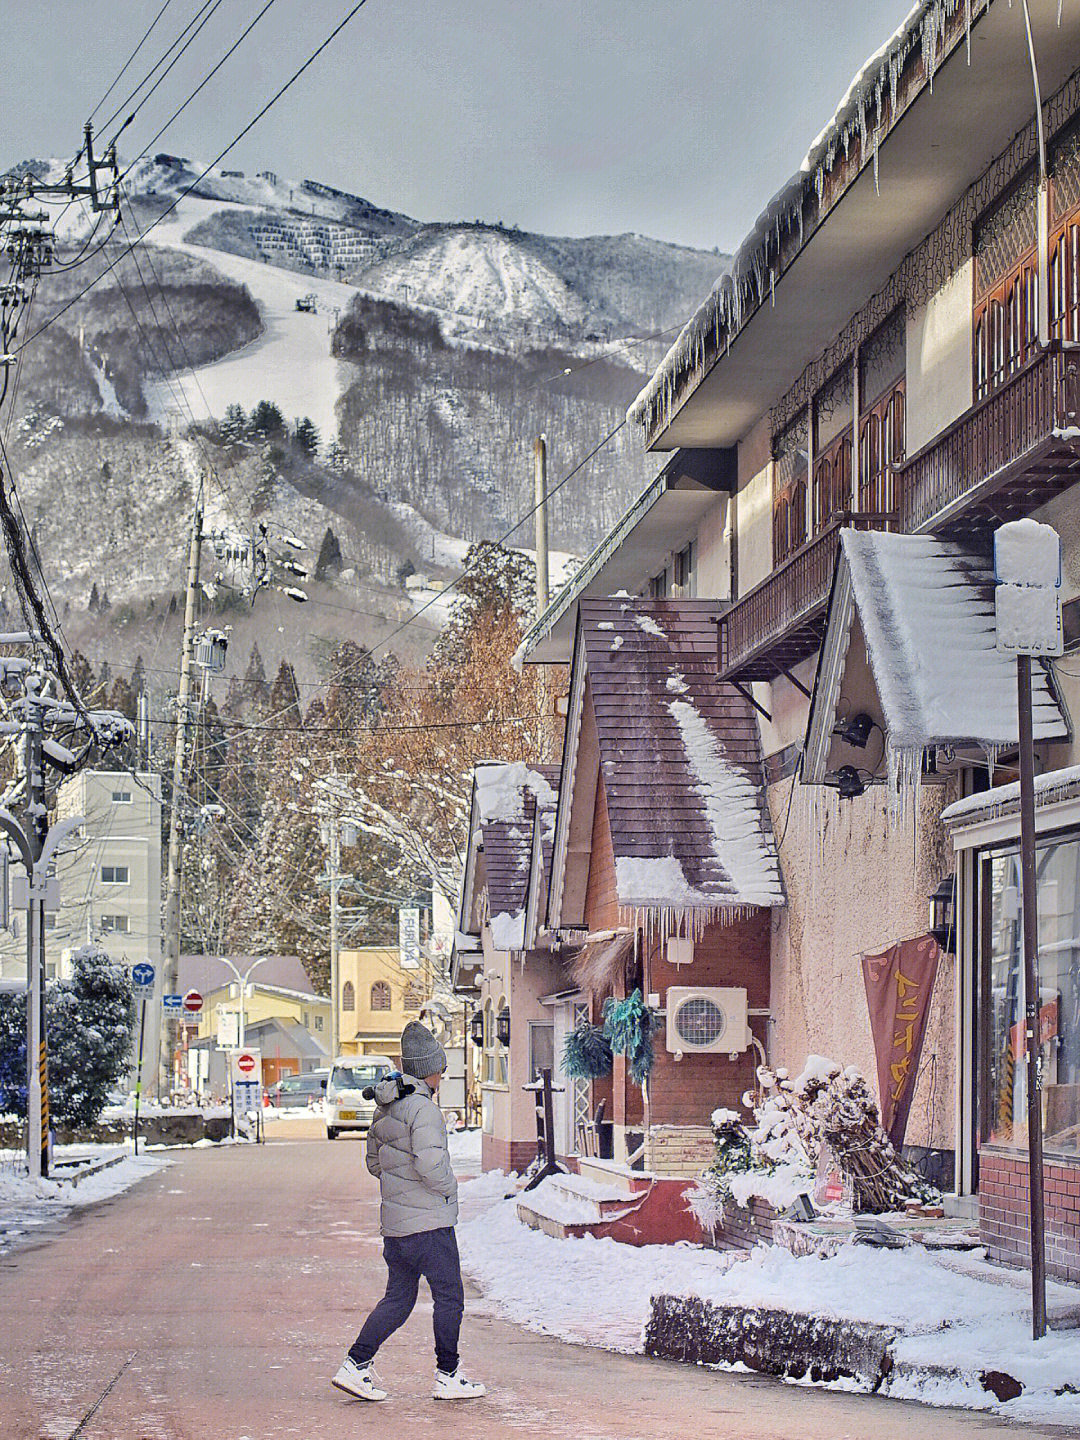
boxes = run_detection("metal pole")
[534,436,549,616]
[160,499,203,1096]
[133,997,146,1156]
[23,678,48,1179]
[1017,653,1048,1339]
[329,818,340,1063]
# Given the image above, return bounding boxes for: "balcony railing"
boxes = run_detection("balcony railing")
[899,341,1080,536]
[720,512,893,682]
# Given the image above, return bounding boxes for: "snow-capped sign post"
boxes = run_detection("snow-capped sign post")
[994,517,1062,1341]
[131,963,155,1157]
[229,1048,263,1143]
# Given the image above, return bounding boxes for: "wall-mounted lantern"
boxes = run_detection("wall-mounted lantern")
[496,1007,511,1047]
[930,874,956,953]
[469,1010,485,1047]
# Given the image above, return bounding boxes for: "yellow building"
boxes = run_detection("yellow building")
[337,947,431,1061]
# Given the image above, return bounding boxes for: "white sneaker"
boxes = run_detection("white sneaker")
[434,1369,486,1400]
[332,1358,388,1401]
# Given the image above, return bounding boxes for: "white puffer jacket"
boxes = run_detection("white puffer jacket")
[365,1075,458,1236]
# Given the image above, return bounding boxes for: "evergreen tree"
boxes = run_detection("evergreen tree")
[130,654,146,696]
[70,651,95,698]
[250,399,285,440]
[96,660,112,698]
[326,440,346,473]
[0,946,133,1127]
[314,526,343,581]
[293,417,319,456]
[88,582,100,613]
[99,588,111,613]
[221,403,247,444]
[243,644,270,709]
[169,595,178,616]
[108,675,137,721]
[269,659,301,718]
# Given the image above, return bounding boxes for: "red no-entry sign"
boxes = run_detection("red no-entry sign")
[182,989,203,1015]
[237,1052,256,1075]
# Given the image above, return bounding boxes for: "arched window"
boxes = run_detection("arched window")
[370,981,391,1011]
[342,981,355,1011]
[403,985,423,1011]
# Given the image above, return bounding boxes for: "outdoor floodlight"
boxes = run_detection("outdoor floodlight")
[833,711,875,748]
[824,764,866,800]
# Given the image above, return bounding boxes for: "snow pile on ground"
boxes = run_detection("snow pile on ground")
[456,1178,1080,1423]
[448,1127,482,1173]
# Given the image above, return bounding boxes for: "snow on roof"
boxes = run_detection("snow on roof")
[628,0,985,440]
[841,529,1069,754]
[475,760,557,823]
[941,762,1080,827]
[578,598,784,919]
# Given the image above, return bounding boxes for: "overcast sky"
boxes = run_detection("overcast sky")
[3,1,915,253]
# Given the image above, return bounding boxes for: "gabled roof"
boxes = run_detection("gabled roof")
[804,529,1071,784]
[550,598,784,927]
[178,954,317,997]
[456,761,559,957]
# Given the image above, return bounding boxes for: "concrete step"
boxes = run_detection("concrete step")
[543,1174,640,1223]
[575,1156,653,1196]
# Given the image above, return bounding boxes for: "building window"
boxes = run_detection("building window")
[403,985,423,1012]
[1050,114,1080,342]
[111,790,132,804]
[772,412,809,564]
[983,837,1080,1157]
[370,981,390,1011]
[342,981,356,1011]
[857,309,905,514]
[671,543,696,597]
[648,568,668,599]
[44,914,57,931]
[101,865,129,885]
[315,1015,324,1031]
[99,914,130,934]
[812,361,853,532]
[974,171,1038,401]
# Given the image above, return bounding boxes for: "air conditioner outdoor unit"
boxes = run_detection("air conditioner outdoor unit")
[665,986,749,1055]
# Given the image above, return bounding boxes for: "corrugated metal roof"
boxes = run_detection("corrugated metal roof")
[477,762,560,946]
[580,597,784,911]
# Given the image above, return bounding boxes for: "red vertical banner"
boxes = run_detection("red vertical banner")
[861,934,941,1152]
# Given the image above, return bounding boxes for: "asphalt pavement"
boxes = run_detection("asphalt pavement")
[0,1116,1070,1439]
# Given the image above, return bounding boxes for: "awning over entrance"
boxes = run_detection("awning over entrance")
[804,530,1070,786]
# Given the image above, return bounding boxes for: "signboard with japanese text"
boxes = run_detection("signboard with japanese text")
[861,934,941,1151]
[399,906,422,970]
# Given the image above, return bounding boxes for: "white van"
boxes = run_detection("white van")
[325,1055,395,1140]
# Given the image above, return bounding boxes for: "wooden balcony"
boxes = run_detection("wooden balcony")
[720,513,892,683]
[899,341,1080,538]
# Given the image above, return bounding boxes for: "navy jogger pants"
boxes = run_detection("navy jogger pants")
[348,1226,464,1375]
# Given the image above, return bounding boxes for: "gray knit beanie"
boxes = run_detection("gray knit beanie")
[400,1019,447,1079]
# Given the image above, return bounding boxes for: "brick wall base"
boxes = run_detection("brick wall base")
[979,1149,1080,1285]
[710,1196,779,1252]
[482,1133,539,1176]
[645,1125,715,1177]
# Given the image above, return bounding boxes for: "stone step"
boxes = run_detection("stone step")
[575,1156,653,1196]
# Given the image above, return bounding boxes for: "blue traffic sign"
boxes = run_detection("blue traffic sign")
[132,963,155,989]
[162,993,183,1012]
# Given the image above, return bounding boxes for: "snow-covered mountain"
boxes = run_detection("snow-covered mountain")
[5,154,727,679]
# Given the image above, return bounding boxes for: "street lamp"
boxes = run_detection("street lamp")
[216,956,273,1048]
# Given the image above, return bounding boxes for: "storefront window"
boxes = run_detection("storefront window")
[987,840,1080,1154]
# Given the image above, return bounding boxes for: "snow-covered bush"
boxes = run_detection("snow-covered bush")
[0,944,134,1129]
[684,1108,754,1233]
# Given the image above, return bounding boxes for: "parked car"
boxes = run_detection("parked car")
[325,1055,394,1139]
[269,1069,329,1110]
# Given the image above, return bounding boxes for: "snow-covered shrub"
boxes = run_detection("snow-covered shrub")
[684,1108,754,1233]
[0,944,134,1129]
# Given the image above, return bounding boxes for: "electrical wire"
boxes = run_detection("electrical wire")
[98,0,223,139]
[87,0,177,127]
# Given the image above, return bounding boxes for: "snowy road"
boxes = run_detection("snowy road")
[0,1130,1067,1439]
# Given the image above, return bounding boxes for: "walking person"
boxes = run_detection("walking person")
[332,1019,486,1403]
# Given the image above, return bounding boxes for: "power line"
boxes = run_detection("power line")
[87,0,178,127]
[98,0,223,138]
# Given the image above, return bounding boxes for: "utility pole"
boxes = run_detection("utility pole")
[329,816,341,1063]
[534,435,549,616]
[160,497,204,1096]
[22,675,47,1179]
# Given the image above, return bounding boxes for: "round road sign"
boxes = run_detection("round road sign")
[182,989,204,1014]
[237,1052,256,1075]
[132,963,155,988]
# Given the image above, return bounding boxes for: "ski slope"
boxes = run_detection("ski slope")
[144,198,356,445]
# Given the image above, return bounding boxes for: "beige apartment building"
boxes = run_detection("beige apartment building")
[337,945,431,1062]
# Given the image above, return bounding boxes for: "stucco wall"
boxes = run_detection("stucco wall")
[694,494,731,600]
[904,259,974,457]
[767,777,957,1154]
[736,416,774,594]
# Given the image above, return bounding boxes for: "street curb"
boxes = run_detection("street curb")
[54,1151,129,1187]
[645,1294,894,1390]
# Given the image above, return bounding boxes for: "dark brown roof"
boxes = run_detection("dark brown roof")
[475,762,559,924]
[579,597,783,911]
[178,954,321,998]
